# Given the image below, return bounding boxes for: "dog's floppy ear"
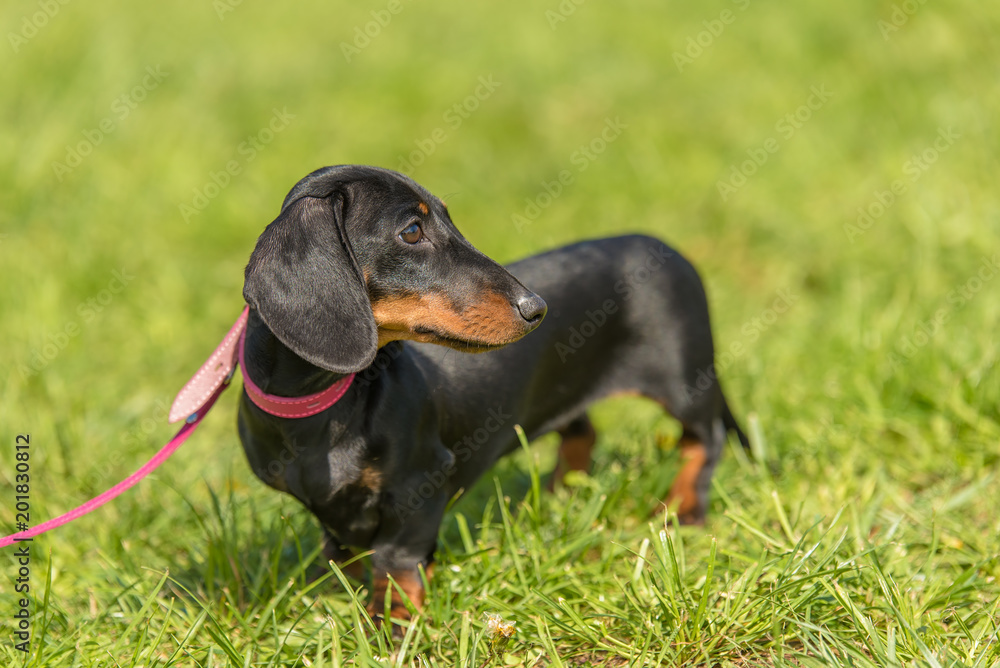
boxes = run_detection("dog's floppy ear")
[243,194,377,373]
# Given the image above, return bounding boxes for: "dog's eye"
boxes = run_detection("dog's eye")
[399,223,423,244]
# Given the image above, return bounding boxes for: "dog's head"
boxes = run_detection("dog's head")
[243,165,547,373]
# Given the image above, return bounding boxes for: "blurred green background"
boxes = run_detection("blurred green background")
[1,0,999,664]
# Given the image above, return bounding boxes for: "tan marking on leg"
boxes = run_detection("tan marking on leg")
[560,434,593,472]
[367,568,428,623]
[662,437,708,525]
[336,556,366,580]
[549,419,596,490]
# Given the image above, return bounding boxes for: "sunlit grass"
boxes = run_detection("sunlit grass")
[1,0,998,664]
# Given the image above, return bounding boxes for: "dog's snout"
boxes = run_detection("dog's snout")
[516,294,547,325]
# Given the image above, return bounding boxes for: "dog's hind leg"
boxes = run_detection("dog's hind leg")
[549,414,597,490]
[660,416,726,525]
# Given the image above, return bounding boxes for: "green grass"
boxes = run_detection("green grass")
[2,0,999,665]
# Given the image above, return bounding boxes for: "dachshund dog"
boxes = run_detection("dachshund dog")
[236,165,747,625]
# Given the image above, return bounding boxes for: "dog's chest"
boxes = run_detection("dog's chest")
[307,458,385,547]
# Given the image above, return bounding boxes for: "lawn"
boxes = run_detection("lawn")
[1,0,999,665]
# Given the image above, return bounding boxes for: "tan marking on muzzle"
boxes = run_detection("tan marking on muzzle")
[371,292,526,348]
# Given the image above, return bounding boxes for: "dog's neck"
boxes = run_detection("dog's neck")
[242,311,349,398]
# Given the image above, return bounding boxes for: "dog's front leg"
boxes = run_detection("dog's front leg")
[367,563,433,623]
[365,492,447,627]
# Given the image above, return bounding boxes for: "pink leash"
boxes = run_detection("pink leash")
[0,384,228,549]
[1,306,353,549]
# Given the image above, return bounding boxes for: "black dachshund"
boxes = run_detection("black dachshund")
[236,165,747,624]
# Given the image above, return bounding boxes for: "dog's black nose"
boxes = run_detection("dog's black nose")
[517,294,547,325]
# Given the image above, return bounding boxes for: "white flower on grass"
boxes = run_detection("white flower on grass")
[483,612,516,661]
[486,612,516,638]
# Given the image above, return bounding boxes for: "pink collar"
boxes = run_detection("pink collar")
[237,318,355,418]
[169,306,354,423]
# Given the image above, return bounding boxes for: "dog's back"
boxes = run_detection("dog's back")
[408,234,732,498]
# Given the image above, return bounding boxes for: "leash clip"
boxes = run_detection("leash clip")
[168,307,249,424]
